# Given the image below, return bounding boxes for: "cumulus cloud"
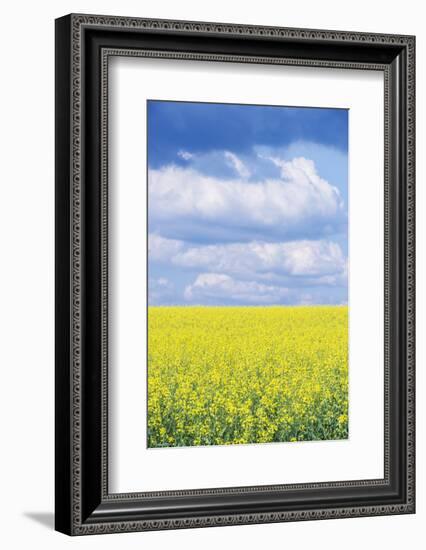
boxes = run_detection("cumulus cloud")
[174,239,346,279]
[148,156,344,242]
[224,151,251,178]
[148,148,348,305]
[148,232,347,304]
[184,273,290,304]
[149,233,347,282]
[148,233,184,262]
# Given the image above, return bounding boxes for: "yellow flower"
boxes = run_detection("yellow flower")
[147,305,348,448]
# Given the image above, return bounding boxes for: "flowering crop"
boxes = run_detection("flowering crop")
[148,306,348,448]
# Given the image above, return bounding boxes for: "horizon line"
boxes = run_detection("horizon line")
[147,303,348,307]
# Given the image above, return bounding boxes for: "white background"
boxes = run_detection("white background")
[110,58,384,492]
[0,0,423,548]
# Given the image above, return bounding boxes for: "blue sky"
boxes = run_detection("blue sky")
[147,100,348,306]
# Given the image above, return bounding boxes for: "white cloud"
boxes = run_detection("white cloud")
[148,150,347,304]
[148,233,184,262]
[148,156,344,241]
[148,232,348,306]
[184,273,290,304]
[173,239,346,279]
[177,150,193,160]
[224,151,251,178]
[148,233,346,280]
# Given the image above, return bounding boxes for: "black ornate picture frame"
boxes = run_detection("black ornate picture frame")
[55,13,415,535]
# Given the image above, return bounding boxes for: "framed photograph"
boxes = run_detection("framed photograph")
[55,14,415,535]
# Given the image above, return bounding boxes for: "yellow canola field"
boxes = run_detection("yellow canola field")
[148,306,348,448]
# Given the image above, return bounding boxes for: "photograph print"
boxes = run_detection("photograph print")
[147,100,349,449]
